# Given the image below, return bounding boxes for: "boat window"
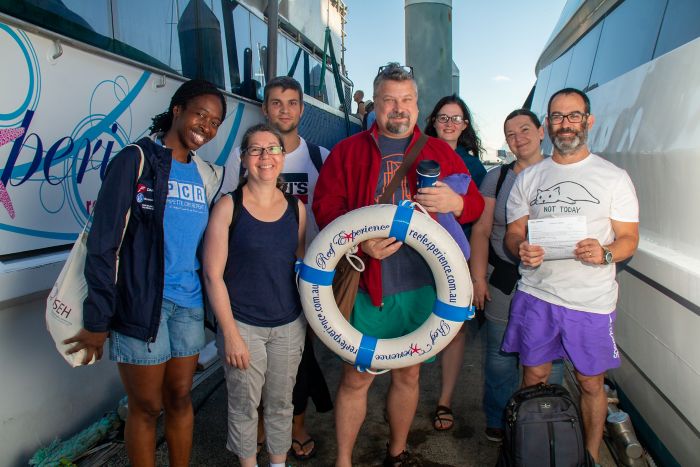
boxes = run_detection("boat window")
[308,56,328,104]
[530,64,553,119]
[209,1,233,93]
[544,49,573,110]
[277,33,289,77]
[112,0,184,75]
[286,41,305,87]
[0,0,112,49]
[325,66,340,110]
[230,7,258,99]
[60,0,113,36]
[249,13,268,101]
[565,22,602,92]
[113,1,230,91]
[654,0,700,58]
[588,0,666,89]
[0,0,181,70]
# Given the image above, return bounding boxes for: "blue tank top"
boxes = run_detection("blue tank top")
[224,194,302,327]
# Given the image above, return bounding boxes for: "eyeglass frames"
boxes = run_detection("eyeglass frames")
[435,114,466,125]
[377,65,414,77]
[548,112,588,124]
[243,145,284,156]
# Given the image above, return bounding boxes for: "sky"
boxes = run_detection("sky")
[342,0,568,160]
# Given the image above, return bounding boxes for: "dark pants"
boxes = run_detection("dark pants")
[292,333,333,415]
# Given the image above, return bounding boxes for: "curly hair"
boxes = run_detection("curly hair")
[424,94,483,157]
[149,79,227,134]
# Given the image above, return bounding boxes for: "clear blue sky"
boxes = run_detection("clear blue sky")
[343,0,567,160]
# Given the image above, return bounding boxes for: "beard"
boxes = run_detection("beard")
[551,125,587,154]
[385,111,412,135]
[274,119,299,135]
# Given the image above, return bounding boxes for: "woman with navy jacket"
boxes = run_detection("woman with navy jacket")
[65,79,226,467]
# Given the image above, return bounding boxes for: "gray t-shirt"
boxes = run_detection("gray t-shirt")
[479,166,518,264]
[375,135,434,296]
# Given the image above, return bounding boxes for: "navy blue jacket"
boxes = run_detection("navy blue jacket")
[83,136,224,342]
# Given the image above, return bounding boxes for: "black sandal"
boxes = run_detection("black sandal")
[289,437,317,460]
[432,405,454,431]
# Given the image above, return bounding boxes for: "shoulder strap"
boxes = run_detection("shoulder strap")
[284,192,300,223]
[306,142,323,173]
[238,158,246,181]
[230,188,299,231]
[377,133,429,204]
[495,161,516,199]
[230,187,243,232]
[109,144,145,281]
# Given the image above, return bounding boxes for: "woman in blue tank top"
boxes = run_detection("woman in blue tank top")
[203,123,307,467]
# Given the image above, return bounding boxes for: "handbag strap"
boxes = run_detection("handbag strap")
[118,144,146,247]
[377,133,429,204]
[83,144,145,238]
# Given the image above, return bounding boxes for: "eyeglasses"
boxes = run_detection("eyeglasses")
[435,114,465,125]
[243,145,284,156]
[377,65,414,77]
[548,112,588,124]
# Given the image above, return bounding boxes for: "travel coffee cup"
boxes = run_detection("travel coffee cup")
[417,160,440,188]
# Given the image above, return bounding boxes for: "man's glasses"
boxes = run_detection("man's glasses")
[548,112,588,124]
[435,114,465,125]
[243,145,284,157]
[377,65,414,77]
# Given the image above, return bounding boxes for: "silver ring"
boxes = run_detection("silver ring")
[587,251,592,257]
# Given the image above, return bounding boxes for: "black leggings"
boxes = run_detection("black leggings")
[292,333,333,415]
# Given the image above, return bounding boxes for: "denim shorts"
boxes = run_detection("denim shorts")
[109,298,205,365]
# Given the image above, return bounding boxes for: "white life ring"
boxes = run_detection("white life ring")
[297,201,473,371]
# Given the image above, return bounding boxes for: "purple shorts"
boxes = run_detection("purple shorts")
[502,290,620,376]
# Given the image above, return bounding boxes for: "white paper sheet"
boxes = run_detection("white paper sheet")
[528,216,587,260]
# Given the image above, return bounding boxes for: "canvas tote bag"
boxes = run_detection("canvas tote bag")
[46,145,144,367]
[332,134,428,320]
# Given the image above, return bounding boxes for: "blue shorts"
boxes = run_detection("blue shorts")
[109,298,205,365]
[502,290,620,376]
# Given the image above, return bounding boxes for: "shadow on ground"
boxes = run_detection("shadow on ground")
[105,320,615,466]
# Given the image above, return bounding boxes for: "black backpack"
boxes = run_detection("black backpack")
[497,383,595,467]
[229,185,299,230]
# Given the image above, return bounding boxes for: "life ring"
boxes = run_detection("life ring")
[297,201,474,371]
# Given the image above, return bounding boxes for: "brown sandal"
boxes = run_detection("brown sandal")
[432,405,454,431]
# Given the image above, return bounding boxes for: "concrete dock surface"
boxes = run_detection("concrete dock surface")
[104,321,616,466]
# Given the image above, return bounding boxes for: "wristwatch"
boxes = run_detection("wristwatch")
[602,246,614,265]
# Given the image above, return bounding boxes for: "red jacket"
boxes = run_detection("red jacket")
[312,124,484,306]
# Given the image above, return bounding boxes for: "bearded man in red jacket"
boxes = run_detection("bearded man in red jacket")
[313,63,484,466]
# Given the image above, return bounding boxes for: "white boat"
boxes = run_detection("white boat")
[529,1,700,465]
[0,1,356,464]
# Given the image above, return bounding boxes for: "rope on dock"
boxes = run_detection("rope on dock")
[28,410,121,467]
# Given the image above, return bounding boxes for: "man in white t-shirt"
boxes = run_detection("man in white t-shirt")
[221,76,330,245]
[221,76,331,460]
[503,88,639,463]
